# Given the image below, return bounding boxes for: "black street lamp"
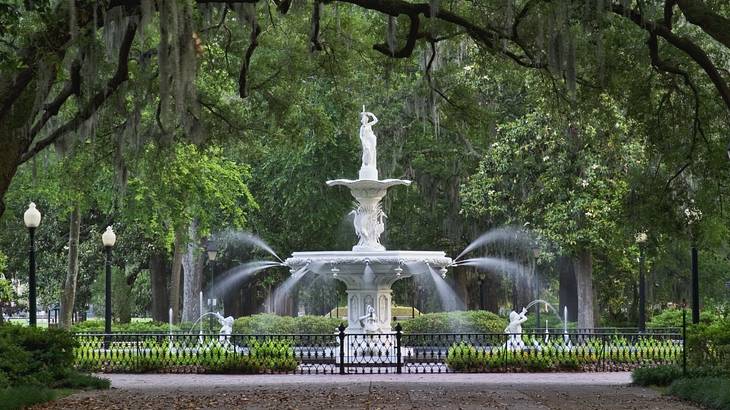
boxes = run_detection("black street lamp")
[205,237,218,306]
[636,232,648,332]
[691,245,699,324]
[23,202,41,327]
[101,226,116,334]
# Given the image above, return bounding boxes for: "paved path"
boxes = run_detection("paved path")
[37,373,699,409]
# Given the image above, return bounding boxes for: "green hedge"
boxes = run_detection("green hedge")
[399,310,504,334]
[668,377,730,410]
[632,365,683,386]
[71,320,180,333]
[0,324,76,388]
[687,318,730,372]
[232,314,341,334]
[647,308,718,329]
[74,336,298,374]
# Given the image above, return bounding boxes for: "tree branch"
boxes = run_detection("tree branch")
[27,59,82,141]
[612,3,730,112]
[238,17,261,98]
[676,0,730,49]
[20,21,138,164]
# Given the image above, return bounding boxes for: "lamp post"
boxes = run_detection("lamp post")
[635,232,648,332]
[205,238,218,330]
[205,237,218,306]
[685,205,701,324]
[101,226,116,334]
[532,246,541,330]
[23,202,41,327]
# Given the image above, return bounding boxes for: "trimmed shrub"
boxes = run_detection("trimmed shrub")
[0,324,76,387]
[668,377,730,410]
[0,385,56,410]
[686,318,730,372]
[232,314,340,334]
[72,320,179,333]
[632,365,683,386]
[400,310,504,334]
[647,308,717,329]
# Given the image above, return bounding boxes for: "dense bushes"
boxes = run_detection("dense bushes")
[686,318,730,372]
[647,308,718,329]
[667,377,730,410]
[400,310,504,334]
[0,324,109,409]
[632,365,683,386]
[75,335,299,374]
[0,324,76,387]
[232,314,341,334]
[72,320,179,333]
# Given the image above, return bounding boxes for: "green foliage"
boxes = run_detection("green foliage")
[50,372,110,390]
[232,314,340,334]
[0,385,57,410]
[400,311,504,334]
[444,335,680,372]
[668,377,730,410]
[686,318,730,372]
[647,308,718,329]
[0,324,76,387]
[74,335,298,374]
[632,365,684,386]
[71,320,178,333]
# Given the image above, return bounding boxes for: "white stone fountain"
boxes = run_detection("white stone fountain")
[284,109,452,334]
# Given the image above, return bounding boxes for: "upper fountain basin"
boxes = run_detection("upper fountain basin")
[326,178,412,190]
[285,250,452,276]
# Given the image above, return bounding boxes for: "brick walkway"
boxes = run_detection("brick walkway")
[36,372,699,409]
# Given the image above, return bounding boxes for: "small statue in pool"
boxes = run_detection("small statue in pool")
[358,305,380,333]
[213,312,235,343]
[505,307,528,350]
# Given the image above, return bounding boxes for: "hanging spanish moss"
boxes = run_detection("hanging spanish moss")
[157,0,200,140]
[387,16,397,55]
[566,31,576,98]
[103,6,128,62]
[595,29,605,85]
[429,0,440,16]
[503,0,514,51]
[68,0,78,42]
[139,0,153,42]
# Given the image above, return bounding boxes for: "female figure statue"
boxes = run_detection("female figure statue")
[359,111,378,170]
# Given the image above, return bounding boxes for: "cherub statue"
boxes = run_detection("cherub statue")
[358,305,380,333]
[505,307,528,350]
[213,312,235,343]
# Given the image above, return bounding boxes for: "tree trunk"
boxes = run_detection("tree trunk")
[60,204,80,329]
[558,255,578,322]
[170,226,186,323]
[149,250,169,322]
[484,271,502,313]
[182,220,204,323]
[572,249,595,329]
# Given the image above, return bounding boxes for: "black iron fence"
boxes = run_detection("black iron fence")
[74,324,683,375]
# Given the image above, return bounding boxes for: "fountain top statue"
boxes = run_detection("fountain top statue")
[358,109,379,180]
